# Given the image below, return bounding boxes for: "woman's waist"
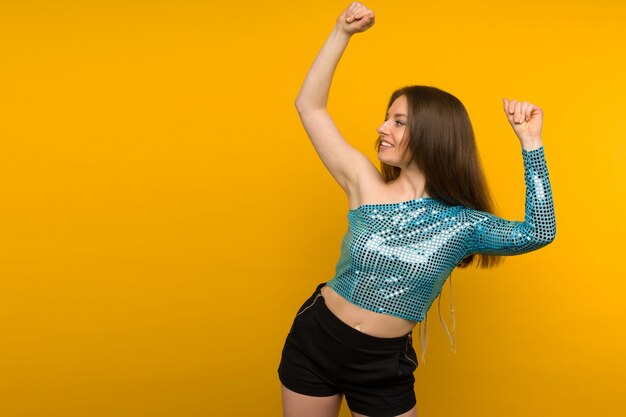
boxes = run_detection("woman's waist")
[320,284,417,338]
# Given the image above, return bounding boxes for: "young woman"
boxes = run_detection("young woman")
[277,3,556,417]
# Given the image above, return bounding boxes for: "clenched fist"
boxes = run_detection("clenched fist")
[502,98,543,144]
[336,2,375,36]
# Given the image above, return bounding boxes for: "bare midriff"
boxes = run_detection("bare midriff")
[320,284,417,338]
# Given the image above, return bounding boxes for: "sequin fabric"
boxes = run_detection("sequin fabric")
[325,146,556,359]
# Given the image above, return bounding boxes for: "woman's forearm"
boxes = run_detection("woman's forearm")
[295,25,352,113]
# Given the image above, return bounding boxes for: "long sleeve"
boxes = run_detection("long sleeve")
[464,146,556,256]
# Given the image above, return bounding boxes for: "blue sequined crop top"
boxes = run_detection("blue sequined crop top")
[324,146,556,360]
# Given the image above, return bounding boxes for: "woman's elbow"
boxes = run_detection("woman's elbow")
[545,221,557,244]
[295,97,326,114]
[294,98,303,112]
[535,226,556,247]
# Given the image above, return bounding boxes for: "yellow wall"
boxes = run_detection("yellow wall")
[1,1,624,416]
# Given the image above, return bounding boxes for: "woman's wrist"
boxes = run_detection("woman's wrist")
[521,138,543,151]
[333,22,354,41]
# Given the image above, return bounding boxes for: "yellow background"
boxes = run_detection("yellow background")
[1,1,625,416]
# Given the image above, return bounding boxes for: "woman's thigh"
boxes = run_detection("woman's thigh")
[281,382,343,417]
[350,403,418,417]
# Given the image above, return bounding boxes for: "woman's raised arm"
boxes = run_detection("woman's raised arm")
[295,3,375,112]
[464,99,556,256]
[294,3,380,198]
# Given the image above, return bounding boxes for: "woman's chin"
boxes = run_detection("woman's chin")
[379,160,399,168]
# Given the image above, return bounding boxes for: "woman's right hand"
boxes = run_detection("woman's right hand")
[336,2,375,36]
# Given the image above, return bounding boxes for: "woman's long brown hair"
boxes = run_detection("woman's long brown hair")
[374,85,503,269]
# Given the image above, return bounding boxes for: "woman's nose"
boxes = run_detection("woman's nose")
[377,123,388,135]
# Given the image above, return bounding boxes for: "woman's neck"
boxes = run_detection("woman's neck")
[389,165,429,199]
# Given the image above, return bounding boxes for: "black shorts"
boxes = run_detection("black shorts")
[277,281,419,417]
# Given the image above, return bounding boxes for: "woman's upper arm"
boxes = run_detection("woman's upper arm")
[464,209,554,256]
[464,146,556,256]
[297,108,381,196]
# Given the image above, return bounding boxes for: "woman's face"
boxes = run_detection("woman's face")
[377,94,411,167]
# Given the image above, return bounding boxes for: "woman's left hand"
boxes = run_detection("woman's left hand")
[502,98,543,145]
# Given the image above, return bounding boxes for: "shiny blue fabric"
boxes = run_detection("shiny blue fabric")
[325,146,556,328]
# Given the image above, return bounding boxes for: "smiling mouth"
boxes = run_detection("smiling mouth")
[380,140,394,148]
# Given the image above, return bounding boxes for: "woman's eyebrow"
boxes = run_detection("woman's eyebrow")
[386,112,407,117]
